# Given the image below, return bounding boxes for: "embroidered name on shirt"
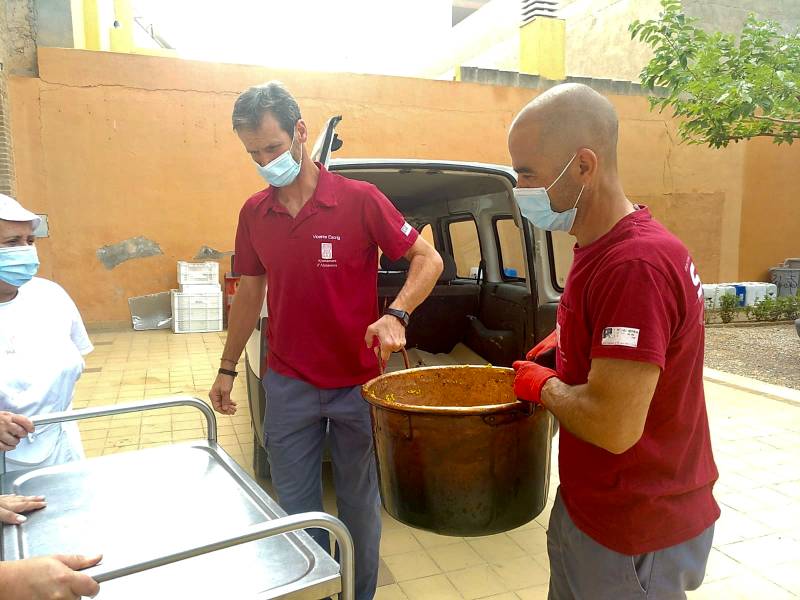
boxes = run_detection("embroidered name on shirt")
[401,222,412,236]
[601,327,640,348]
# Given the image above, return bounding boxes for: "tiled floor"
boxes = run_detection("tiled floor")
[72,329,800,599]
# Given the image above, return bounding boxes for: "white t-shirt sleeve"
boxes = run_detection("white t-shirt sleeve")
[69,302,93,355]
[58,288,93,356]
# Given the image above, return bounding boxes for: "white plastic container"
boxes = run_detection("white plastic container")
[171,289,223,333]
[733,282,778,306]
[179,283,221,294]
[177,261,219,285]
[702,284,736,309]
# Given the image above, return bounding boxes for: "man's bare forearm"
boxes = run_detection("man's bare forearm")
[391,246,443,314]
[220,276,266,366]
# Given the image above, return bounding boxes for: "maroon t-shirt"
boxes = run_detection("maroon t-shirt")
[234,164,418,389]
[556,207,720,555]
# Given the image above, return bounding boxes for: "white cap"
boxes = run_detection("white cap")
[0,194,41,230]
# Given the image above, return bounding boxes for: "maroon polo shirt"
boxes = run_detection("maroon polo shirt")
[556,207,719,555]
[234,164,418,389]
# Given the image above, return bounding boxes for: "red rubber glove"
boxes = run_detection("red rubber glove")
[525,331,557,361]
[513,360,558,406]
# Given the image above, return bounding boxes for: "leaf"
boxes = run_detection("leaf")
[635,0,800,148]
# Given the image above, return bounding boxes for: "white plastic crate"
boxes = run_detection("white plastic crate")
[177,261,219,285]
[702,284,736,309]
[171,290,223,333]
[179,283,221,294]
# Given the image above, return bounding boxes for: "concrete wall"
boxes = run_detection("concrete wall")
[560,0,800,81]
[684,0,800,33]
[6,48,781,323]
[559,0,662,81]
[2,0,38,76]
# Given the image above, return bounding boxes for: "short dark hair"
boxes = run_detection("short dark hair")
[231,81,301,137]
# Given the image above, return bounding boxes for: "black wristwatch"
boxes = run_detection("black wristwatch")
[385,307,410,328]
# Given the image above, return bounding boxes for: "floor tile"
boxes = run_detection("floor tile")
[687,571,796,600]
[410,528,464,549]
[703,548,741,583]
[489,556,550,591]
[381,528,424,557]
[758,560,800,595]
[377,559,396,587]
[375,584,409,600]
[515,585,549,600]
[467,534,527,563]
[446,564,508,599]
[384,550,441,583]
[720,533,800,567]
[507,527,548,556]
[427,541,485,572]
[398,574,461,600]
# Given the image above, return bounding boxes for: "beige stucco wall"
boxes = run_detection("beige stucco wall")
[7,48,770,323]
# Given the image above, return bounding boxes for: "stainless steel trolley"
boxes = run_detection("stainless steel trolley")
[1,396,354,599]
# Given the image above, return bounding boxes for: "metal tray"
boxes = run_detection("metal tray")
[1,397,353,599]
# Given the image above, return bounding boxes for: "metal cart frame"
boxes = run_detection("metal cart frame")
[1,396,354,599]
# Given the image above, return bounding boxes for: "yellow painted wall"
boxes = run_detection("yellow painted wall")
[519,17,566,80]
[9,48,761,323]
[740,138,800,281]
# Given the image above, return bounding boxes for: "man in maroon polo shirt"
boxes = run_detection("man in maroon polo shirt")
[209,82,442,600]
[509,83,719,598]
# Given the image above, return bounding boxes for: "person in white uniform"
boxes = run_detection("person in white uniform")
[0,194,93,473]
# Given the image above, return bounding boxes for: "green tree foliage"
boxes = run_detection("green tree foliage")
[630,0,800,148]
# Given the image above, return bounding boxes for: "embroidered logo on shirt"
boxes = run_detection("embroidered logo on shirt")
[321,243,333,260]
[401,222,413,236]
[601,327,640,348]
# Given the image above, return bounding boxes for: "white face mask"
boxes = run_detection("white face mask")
[513,154,584,232]
[0,245,39,288]
[256,128,302,187]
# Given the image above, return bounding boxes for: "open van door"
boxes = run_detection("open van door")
[310,116,343,166]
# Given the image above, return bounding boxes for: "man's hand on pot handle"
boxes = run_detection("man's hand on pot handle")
[513,360,558,406]
[365,315,406,365]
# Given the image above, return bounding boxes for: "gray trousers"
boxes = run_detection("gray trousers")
[547,489,714,599]
[262,370,382,600]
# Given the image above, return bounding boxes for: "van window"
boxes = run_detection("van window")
[494,218,525,280]
[448,218,481,278]
[420,224,435,248]
[549,230,576,289]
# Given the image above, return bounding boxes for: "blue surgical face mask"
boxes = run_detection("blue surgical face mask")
[256,129,302,188]
[513,154,585,232]
[0,245,39,288]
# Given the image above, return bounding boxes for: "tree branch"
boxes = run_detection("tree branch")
[752,115,800,125]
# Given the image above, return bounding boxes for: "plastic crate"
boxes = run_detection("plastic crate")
[171,290,223,333]
[179,283,221,294]
[177,261,219,285]
[702,284,736,309]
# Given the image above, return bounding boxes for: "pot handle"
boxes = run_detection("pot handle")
[377,347,411,375]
